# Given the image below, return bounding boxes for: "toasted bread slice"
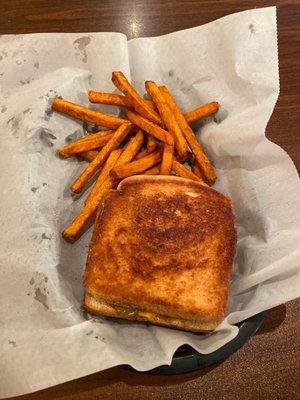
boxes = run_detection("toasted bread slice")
[84,176,236,332]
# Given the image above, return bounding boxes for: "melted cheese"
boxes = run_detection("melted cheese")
[138,311,155,319]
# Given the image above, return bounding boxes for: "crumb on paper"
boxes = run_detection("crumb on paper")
[20,78,33,86]
[95,336,106,342]
[16,59,27,66]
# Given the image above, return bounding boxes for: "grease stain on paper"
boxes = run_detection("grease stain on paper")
[41,233,51,241]
[7,116,21,136]
[249,23,255,34]
[192,76,212,85]
[34,288,49,310]
[38,128,57,147]
[214,109,228,124]
[44,89,59,99]
[83,121,101,133]
[167,73,212,94]
[28,273,50,310]
[73,36,91,63]
[79,305,91,320]
[65,129,83,143]
[43,107,53,121]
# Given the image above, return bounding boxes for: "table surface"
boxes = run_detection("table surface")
[3,1,299,399]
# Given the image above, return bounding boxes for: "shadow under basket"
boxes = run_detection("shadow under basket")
[122,311,267,375]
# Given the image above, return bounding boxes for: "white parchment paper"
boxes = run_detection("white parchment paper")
[0,7,299,398]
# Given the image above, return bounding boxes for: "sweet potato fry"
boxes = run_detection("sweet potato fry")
[111,151,161,180]
[146,134,156,153]
[52,98,127,129]
[136,149,149,159]
[159,86,216,182]
[184,102,219,123]
[88,91,129,106]
[143,165,161,175]
[87,91,217,123]
[143,99,156,110]
[192,159,208,183]
[145,81,188,161]
[64,131,144,242]
[160,144,174,175]
[71,122,132,193]
[79,150,99,162]
[62,177,113,242]
[172,159,207,185]
[126,109,173,146]
[88,90,154,109]
[115,130,144,166]
[59,131,113,158]
[112,71,162,125]
[85,149,122,204]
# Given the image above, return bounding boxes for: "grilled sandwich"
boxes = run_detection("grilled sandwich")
[84,175,236,332]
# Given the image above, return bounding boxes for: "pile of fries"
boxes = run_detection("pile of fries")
[52,71,219,242]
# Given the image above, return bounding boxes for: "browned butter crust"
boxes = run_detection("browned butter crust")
[84,175,236,332]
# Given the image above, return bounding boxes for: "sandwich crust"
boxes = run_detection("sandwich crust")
[84,175,236,332]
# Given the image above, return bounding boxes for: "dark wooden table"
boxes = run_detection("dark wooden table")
[3,1,299,399]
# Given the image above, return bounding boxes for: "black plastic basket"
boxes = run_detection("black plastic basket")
[122,311,266,375]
